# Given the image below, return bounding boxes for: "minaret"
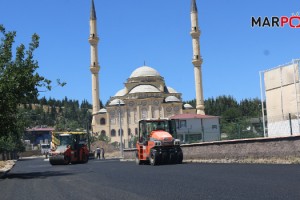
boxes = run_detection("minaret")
[89,0,100,126]
[190,0,205,115]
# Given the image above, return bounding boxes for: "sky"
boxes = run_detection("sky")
[1,0,299,105]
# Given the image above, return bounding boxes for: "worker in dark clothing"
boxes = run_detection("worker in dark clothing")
[101,148,105,159]
[96,147,101,159]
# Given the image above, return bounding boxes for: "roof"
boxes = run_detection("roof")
[183,103,194,109]
[170,114,219,119]
[114,88,127,96]
[109,99,125,106]
[167,86,178,93]
[191,0,198,13]
[129,66,160,78]
[90,0,97,20]
[99,108,107,113]
[26,127,55,132]
[129,85,160,94]
[165,96,180,102]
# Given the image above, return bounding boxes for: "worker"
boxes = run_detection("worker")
[96,147,101,159]
[101,148,105,159]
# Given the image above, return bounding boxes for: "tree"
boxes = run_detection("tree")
[0,25,65,156]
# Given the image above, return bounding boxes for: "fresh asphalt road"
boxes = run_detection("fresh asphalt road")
[0,157,299,200]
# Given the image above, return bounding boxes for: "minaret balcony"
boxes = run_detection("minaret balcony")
[192,58,203,66]
[88,36,99,45]
[190,31,200,38]
[90,66,100,74]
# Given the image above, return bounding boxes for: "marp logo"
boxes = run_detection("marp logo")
[251,11,300,28]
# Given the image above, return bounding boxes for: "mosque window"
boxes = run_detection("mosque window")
[128,128,131,136]
[110,115,115,125]
[152,107,155,118]
[111,129,116,137]
[193,27,197,31]
[174,106,179,112]
[135,128,138,135]
[134,109,137,123]
[166,107,172,112]
[101,130,106,137]
[141,108,148,119]
[127,111,131,124]
[118,129,124,136]
[100,118,106,125]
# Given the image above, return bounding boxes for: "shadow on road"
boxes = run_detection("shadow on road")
[3,171,74,179]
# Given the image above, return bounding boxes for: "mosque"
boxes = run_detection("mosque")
[88,0,208,145]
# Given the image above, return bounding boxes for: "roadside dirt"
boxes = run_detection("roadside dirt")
[0,161,5,169]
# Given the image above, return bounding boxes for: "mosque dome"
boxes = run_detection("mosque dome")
[184,103,194,109]
[109,99,125,106]
[165,96,180,102]
[114,88,127,96]
[130,66,161,78]
[98,108,107,113]
[167,86,178,93]
[129,85,160,94]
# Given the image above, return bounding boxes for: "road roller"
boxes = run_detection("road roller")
[135,118,183,165]
[49,132,89,165]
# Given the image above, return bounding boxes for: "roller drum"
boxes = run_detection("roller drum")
[49,155,70,165]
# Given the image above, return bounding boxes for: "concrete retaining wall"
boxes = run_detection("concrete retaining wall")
[124,136,300,164]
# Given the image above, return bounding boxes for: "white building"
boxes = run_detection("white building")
[170,114,220,143]
[261,59,300,137]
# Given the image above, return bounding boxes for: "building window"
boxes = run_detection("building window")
[151,107,155,118]
[110,115,115,125]
[111,129,116,137]
[212,125,218,129]
[166,107,172,112]
[127,111,131,124]
[128,128,131,136]
[100,118,106,125]
[118,129,124,136]
[180,120,187,128]
[159,107,162,118]
[141,108,147,119]
[134,109,137,123]
[135,128,138,135]
[101,130,106,136]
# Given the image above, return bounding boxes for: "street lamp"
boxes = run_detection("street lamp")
[86,110,91,152]
[117,99,125,157]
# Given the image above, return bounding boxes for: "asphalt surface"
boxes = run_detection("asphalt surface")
[0,157,299,200]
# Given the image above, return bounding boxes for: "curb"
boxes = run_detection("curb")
[0,169,11,179]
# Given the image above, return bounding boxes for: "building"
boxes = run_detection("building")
[94,66,194,146]
[260,59,300,137]
[24,127,54,146]
[170,114,220,143]
[88,0,214,146]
